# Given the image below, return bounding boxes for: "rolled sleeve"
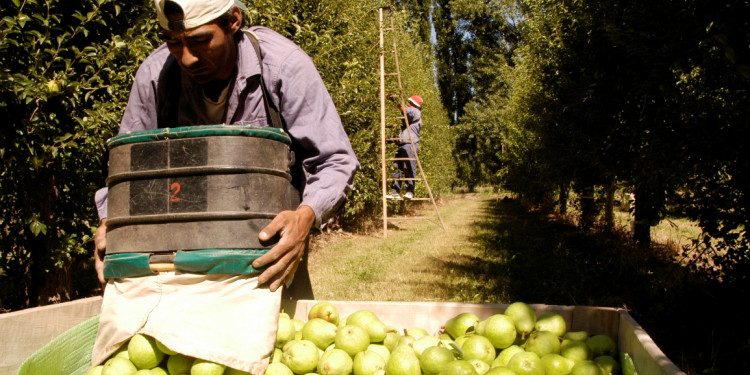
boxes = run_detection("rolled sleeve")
[95,187,108,221]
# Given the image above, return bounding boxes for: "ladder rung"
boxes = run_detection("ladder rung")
[386,158,418,162]
[385,196,428,201]
[389,177,421,181]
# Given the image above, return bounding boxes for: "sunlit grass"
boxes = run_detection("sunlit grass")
[308,192,501,303]
[613,210,702,253]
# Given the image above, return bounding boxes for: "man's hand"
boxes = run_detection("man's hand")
[93,219,107,288]
[253,205,316,292]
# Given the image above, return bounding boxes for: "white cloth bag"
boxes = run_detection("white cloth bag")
[91,272,280,374]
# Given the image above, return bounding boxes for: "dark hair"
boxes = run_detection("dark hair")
[216,7,245,31]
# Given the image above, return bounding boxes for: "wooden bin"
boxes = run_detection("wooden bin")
[1,298,685,375]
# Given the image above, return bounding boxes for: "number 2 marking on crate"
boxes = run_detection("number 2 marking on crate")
[170,182,181,202]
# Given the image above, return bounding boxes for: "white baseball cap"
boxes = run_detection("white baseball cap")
[155,0,247,30]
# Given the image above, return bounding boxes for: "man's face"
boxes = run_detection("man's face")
[163,14,240,85]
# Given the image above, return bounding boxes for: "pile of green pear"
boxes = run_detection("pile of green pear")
[273,301,627,375]
[87,301,628,375]
[86,333,250,375]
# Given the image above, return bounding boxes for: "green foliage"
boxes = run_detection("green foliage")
[441,0,521,189]
[0,0,160,309]
[440,0,749,304]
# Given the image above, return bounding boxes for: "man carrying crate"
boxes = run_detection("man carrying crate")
[90,0,359,373]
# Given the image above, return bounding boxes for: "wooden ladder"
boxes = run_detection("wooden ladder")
[378,7,446,238]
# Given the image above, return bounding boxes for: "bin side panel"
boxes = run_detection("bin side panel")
[0,296,101,375]
[618,312,687,375]
[569,305,621,340]
[16,316,99,375]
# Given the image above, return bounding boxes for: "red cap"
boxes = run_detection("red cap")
[408,95,423,108]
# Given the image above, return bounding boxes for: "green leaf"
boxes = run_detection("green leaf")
[30,220,47,236]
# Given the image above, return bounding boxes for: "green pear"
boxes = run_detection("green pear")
[444,313,480,339]
[317,348,354,375]
[586,335,617,358]
[484,367,516,375]
[412,335,441,359]
[503,302,537,339]
[347,310,387,343]
[523,330,561,357]
[506,351,544,375]
[594,355,621,375]
[453,334,471,349]
[282,340,320,375]
[302,318,338,350]
[563,331,589,342]
[264,362,294,375]
[386,345,421,375]
[570,360,605,375]
[191,359,226,375]
[396,334,416,349]
[101,357,137,375]
[308,302,341,326]
[367,343,391,363]
[127,334,164,370]
[541,353,575,375]
[353,350,387,375]
[335,324,371,357]
[86,365,104,375]
[154,339,177,356]
[112,344,130,360]
[167,353,194,375]
[278,314,298,349]
[439,359,477,375]
[560,339,593,363]
[475,314,517,350]
[406,327,429,339]
[461,335,496,364]
[493,345,524,367]
[467,358,490,375]
[534,312,567,338]
[383,330,402,351]
[419,346,455,375]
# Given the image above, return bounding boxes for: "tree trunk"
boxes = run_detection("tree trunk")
[558,184,569,214]
[602,182,615,230]
[578,185,597,230]
[632,184,665,247]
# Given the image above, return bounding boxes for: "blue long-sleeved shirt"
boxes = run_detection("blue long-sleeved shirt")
[95,26,359,227]
[397,106,422,147]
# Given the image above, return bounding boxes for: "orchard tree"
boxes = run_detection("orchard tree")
[0,0,160,309]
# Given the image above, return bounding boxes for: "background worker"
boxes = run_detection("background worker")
[90,0,359,372]
[386,94,423,200]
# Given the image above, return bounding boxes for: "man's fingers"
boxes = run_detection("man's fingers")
[259,212,290,242]
[257,246,300,290]
[94,219,107,289]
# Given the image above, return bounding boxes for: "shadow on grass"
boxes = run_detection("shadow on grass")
[430,196,746,375]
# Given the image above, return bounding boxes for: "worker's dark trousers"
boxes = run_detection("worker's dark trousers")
[281,238,314,301]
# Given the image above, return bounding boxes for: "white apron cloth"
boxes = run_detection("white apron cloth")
[91,272,280,374]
